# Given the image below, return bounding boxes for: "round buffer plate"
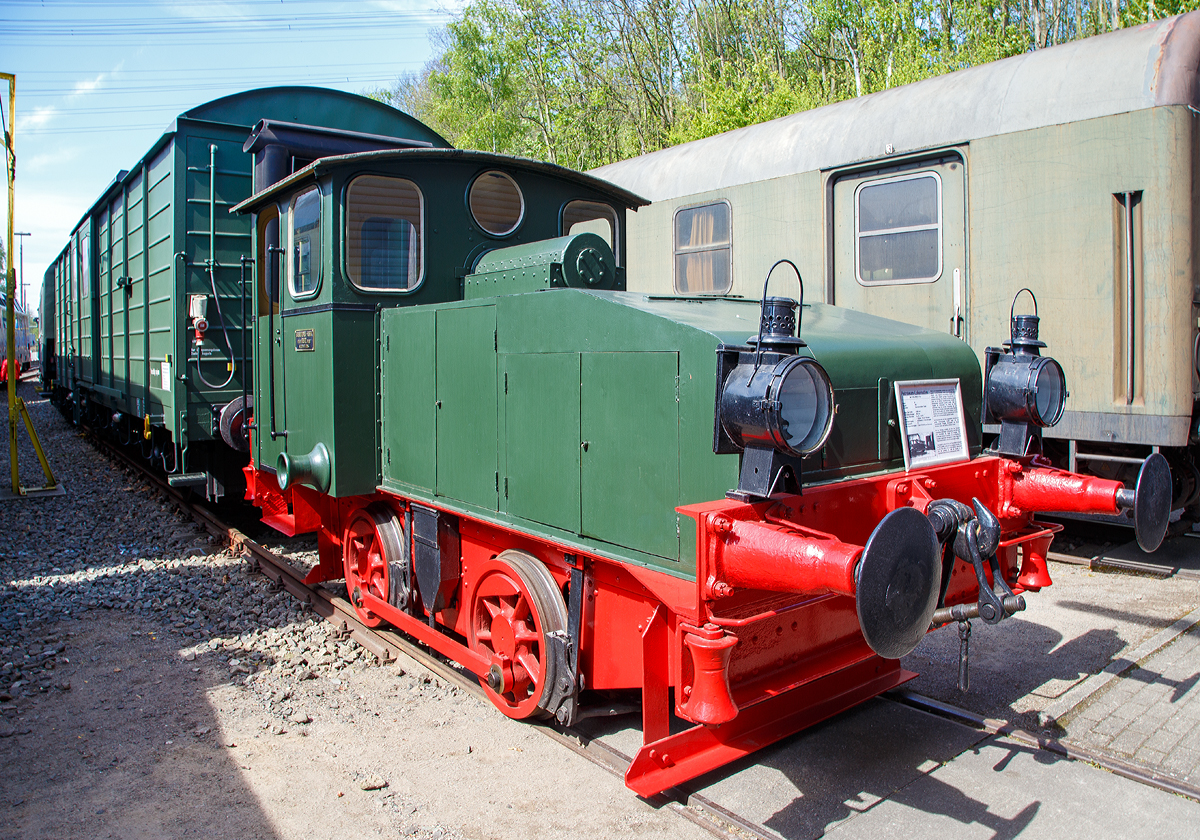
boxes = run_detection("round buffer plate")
[856,507,941,660]
[1135,452,1172,553]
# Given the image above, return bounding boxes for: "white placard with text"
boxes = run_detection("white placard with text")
[893,379,969,471]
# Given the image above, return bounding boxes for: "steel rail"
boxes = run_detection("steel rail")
[889,688,1200,804]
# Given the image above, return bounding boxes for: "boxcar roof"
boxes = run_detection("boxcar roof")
[179,86,450,149]
[230,147,649,214]
[69,86,448,233]
[592,12,1200,201]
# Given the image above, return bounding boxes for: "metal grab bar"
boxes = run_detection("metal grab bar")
[240,255,252,429]
[266,244,286,440]
[1124,192,1137,405]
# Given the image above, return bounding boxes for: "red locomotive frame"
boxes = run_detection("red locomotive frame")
[245,450,1131,796]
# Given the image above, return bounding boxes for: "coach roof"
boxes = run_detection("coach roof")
[591,12,1200,201]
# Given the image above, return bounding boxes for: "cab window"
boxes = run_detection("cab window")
[674,201,731,294]
[855,172,941,284]
[346,175,423,292]
[289,187,321,298]
[469,170,523,236]
[562,200,619,263]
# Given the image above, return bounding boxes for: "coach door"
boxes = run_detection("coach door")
[830,154,967,340]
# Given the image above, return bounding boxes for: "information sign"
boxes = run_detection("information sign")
[893,378,969,471]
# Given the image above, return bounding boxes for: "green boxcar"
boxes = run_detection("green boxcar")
[47,87,447,497]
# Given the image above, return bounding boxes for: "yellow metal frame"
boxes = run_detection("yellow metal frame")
[2,71,58,496]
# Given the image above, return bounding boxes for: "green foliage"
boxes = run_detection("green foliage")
[382,0,1200,166]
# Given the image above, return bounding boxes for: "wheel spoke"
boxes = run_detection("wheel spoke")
[510,595,530,623]
[516,649,542,686]
[509,674,532,701]
[481,596,503,621]
[513,622,539,644]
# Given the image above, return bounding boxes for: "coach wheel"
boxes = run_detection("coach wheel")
[468,550,567,720]
[343,503,409,628]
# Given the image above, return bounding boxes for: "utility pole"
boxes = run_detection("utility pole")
[1,71,59,498]
[15,231,28,310]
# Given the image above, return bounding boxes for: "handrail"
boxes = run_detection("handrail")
[266,244,286,440]
[1124,192,1137,405]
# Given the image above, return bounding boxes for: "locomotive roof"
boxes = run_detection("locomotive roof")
[230,147,649,214]
[591,11,1200,201]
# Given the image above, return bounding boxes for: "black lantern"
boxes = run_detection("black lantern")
[983,289,1068,457]
[714,261,836,500]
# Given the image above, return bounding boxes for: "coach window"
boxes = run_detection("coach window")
[469,170,524,237]
[562,200,619,262]
[674,201,731,294]
[289,187,321,298]
[346,175,424,292]
[855,172,941,284]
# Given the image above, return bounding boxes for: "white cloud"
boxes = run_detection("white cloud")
[67,60,125,102]
[17,107,57,131]
[167,1,253,21]
[368,0,467,15]
[71,74,106,98]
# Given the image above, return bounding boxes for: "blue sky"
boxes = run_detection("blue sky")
[1,0,459,315]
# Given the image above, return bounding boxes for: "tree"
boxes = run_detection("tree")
[379,0,1200,166]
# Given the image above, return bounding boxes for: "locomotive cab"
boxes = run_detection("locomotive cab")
[232,148,645,534]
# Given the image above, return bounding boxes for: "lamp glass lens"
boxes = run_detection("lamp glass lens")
[1033,360,1065,425]
[778,361,831,453]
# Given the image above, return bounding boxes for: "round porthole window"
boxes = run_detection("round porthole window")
[469,170,524,236]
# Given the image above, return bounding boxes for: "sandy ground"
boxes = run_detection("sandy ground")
[1,611,713,840]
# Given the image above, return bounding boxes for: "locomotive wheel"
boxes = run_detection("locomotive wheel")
[343,503,408,628]
[468,550,567,720]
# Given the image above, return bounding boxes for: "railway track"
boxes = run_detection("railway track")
[85,431,1200,838]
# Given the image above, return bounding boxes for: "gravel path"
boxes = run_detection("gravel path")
[0,373,713,840]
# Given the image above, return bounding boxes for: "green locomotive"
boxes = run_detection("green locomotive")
[234,133,1171,795]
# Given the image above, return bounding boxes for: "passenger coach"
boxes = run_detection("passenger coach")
[593,12,1200,525]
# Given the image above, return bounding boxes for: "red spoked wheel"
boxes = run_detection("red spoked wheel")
[343,503,409,628]
[469,550,567,720]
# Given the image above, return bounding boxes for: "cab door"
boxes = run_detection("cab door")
[831,153,967,339]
